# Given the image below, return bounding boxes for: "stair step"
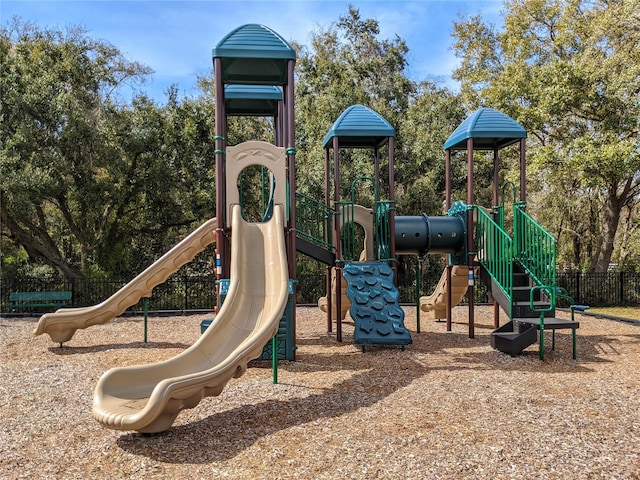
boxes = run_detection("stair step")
[492,331,526,339]
[514,317,580,330]
[490,320,538,355]
[512,286,540,302]
[513,272,531,287]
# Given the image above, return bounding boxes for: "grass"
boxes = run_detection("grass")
[585,306,640,321]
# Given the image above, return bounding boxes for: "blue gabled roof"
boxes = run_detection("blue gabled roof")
[322,105,395,149]
[444,107,527,151]
[213,24,295,85]
[225,85,282,116]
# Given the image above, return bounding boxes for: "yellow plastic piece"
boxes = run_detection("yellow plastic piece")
[92,205,289,433]
[225,141,287,228]
[419,266,470,319]
[318,267,350,320]
[318,204,374,319]
[33,218,218,344]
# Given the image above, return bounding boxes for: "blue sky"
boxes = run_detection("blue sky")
[1,0,503,103]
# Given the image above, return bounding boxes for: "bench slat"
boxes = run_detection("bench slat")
[9,291,72,311]
[10,291,72,302]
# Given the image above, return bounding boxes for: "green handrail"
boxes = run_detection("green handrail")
[514,203,557,290]
[530,286,580,360]
[295,192,334,251]
[475,206,513,316]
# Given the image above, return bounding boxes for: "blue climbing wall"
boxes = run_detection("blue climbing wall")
[342,262,412,347]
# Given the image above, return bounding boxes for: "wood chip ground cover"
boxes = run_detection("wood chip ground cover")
[0,307,638,479]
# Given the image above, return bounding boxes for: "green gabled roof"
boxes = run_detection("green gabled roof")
[444,107,527,151]
[213,24,296,85]
[225,85,282,116]
[322,105,395,149]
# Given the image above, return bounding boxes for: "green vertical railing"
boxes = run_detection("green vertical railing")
[336,200,358,261]
[295,193,334,251]
[475,206,513,315]
[374,200,394,261]
[514,203,557,291]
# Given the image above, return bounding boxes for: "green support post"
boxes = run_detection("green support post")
[143,298,149,343]
[272,335,278,384]
[539,314,545,360]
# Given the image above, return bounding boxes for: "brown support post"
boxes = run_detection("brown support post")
[333,136,342,342]
[519,138,526,202]
[324,147,332,333]
[275,101,283,147]
[445,149,453,331]
[388,137,397,280]
[466,139,475,339]
[285,60,297,360]
[446,267,453,332]
[374,147,380,193]
[326,265,333,333]
[213,58,228,301]
[493,148,500,328]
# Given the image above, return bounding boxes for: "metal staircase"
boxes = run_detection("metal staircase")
[475,203,580,359]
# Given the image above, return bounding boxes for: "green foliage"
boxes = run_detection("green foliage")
[452,0,640,271]
[1,20,216,280]
[294,6,415,204]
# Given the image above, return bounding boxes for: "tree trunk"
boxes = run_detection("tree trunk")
[0,194,85,281]
[590,181,631,272]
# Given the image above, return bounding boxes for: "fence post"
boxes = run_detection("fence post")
[575,271,580,304]
[620,271,624,304]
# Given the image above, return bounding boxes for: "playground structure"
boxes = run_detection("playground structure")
[31,23,584,433]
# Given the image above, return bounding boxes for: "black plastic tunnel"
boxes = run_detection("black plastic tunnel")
[394,215,465,256]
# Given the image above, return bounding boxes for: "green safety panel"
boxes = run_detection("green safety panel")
[444,107,527,151]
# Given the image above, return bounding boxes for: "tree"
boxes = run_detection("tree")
[397,81,466,215]
[294,5,415,203]
[1,20,216,281]
[451,0,640,271]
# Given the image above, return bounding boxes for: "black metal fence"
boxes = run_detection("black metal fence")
[557,271,640,306]
[1,270,638,314]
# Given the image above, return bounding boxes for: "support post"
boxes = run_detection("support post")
[324,147,332,333]
[445,149,453,331]
[285,59,297,361]
[143,298,149,343]
[333,136,343,342]
[466,139,475,339]
[519,139,526,202]
[416,258,421,333]
[388,137,397,281]
[272,335,278,384]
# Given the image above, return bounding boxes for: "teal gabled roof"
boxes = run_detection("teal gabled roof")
[444,107,527,151]
[225,85,282,116]
[213,24,296,85]
[322,105,395,149]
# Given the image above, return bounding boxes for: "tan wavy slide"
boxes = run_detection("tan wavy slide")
[92,204,289,433]
[34,218,217,344]
[419,266,470,319]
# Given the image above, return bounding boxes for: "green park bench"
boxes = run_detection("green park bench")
[9,291,72,312]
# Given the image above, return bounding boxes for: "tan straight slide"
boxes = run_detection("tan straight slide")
[33,218,217,344]
[419,266,470,319]
[92,205,289,433]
